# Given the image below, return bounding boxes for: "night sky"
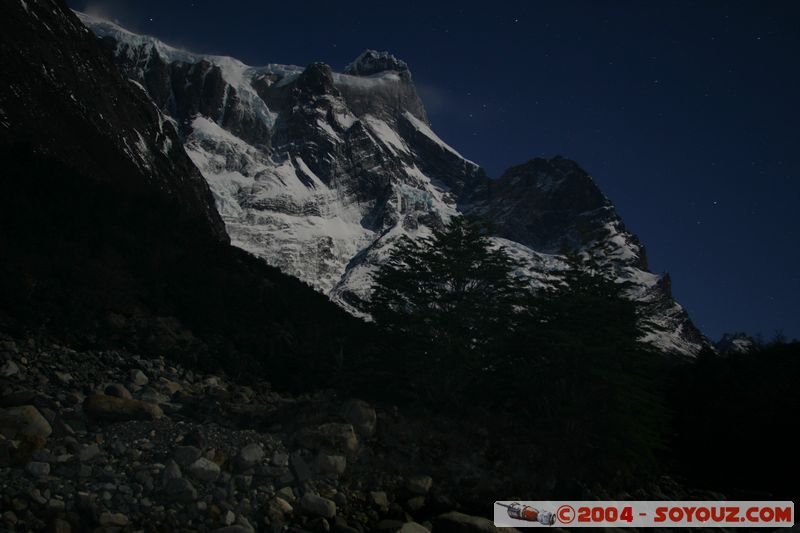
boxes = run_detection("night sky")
[68,0,800,342]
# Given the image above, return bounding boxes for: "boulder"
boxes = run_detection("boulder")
[138,387,169,404]
[271,451,289,467]
[342,399,377,437]
[406,474,433,495]
[164,477,197,503]
[26,461,50,477]
[0,405,52,439]
[83,394,163,422]
[375,519,405,531]
[188,457,220,482]
[104,383,133,399]
[173,445,202,466]
[78,444,101,462]
[161,379,183,395]
[406,496,426,512]
[237,443,264,470]
[0,360,19,377]
[295,423,358,454]
[98,513,129,527]
[290,451,312,482]
[48,518,71,533]
[300,493,337,519]
[131,369,149,386]
[399,522,431,533]
[162,459,182,484]
[369,491,390,511]
[316,453,346,475]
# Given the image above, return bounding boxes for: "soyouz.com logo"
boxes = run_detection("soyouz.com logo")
[493,501,794,528]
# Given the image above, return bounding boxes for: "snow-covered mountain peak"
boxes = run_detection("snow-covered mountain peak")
[76,13,709,356]
[345,49,410,77]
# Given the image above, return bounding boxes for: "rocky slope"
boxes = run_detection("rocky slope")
[77,13,706,355]
[0,334,722,533]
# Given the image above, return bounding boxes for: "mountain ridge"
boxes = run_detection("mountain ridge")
[74,11,708,356]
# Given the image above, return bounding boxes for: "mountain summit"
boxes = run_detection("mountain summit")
[345,50,411,77]
[75,12,707,355]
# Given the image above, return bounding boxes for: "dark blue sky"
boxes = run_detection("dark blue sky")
[69,0,800,342]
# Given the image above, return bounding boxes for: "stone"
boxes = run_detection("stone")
[0,438,18,466]
[165,477,197,503]
[0,340,17,353]
[276,486,296,503]
[375,519,405,531]
[433,511,499,532]
[406,496,426,512]
[238,443,264,469]
[316,453,346,475]
[300,493,337,519]
[0,405,52,439]
[52,418,75,437]
[188,457,220,482]
[399,523,431,533]
[210,527,252,533]
[290,451,312,482]
[272,496,293,515]
[54,371,72,383]
[295,423,358,454]
[308,517,331,531]
[48,517,72,533]
[161,380,183,395]
[163,459,182,483]
[83,394,163,422]
[26,461,50,477]
[333,516,354,531]
[47,499,65,512]
[370,491,390,511]
[181,429,207,449]
[236,517,255,533]
[98,512,129,527]
[1,360,20,377]
[342,399,377,437]
[174,445,202,466]
[233,474,251,489]
[271,451,289,467]
[78,444,101,462]
[138,387,168,404]
[406,474,433,495]
[104,384,133,400]
[131,369,149,386]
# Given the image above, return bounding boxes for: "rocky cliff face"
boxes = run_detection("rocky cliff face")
[0,1,227,243]
[76,13,707,355]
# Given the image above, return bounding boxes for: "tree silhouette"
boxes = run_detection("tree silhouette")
[369,216,526,400]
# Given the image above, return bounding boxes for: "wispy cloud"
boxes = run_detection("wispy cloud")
[414,80,454,117]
